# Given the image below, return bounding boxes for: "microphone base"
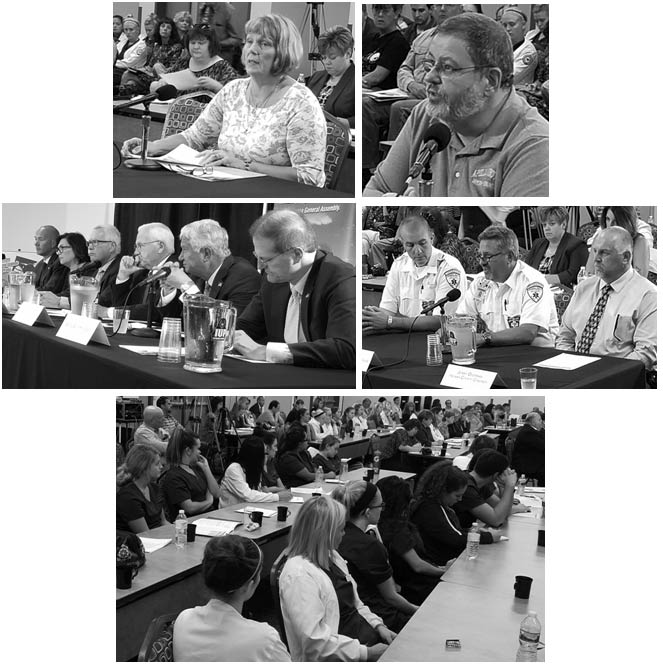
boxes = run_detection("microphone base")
[125,158,162,171]
[130,327,160,338]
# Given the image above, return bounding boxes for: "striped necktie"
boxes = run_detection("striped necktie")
[576,284,612,354]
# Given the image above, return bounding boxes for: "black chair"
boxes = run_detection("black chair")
[137,613,178,662]
[269,550,289,648]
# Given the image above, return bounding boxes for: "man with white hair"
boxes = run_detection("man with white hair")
[133,405,169,456]
[111,222,177,319]
[160,219,259,316]
[87,224,122,307]
[556,227,657,370]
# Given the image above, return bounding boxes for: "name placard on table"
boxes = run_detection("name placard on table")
[440,363,496,389]
[55,312,110,346]
[12,303,55,327]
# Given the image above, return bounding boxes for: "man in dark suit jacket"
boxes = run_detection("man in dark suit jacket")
[234,210,356,370]
[160,219,260,317]
[511,411,545,486]
[87,224,122,308]
[111,222,177,321]
[32,225,69,294]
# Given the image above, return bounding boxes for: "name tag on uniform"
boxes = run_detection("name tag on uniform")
[56,312,110,346]
[12,303,55,327]
[441,364,496,389]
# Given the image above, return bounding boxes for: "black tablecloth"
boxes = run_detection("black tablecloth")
[2,317,354,389]
[362,332,646,389]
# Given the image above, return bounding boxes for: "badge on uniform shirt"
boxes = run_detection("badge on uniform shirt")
[523,54,533,65]
[507,315,521,328]
[368,52,380,64]
[444,269,461,288]
[526,283,544,303]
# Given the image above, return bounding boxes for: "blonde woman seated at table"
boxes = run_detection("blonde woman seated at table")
[352,405,369,432]
[332,481,419,632]
[38,233,96,309]
[174,535,291,661]
[279,495,395,661]
[148,23,238,96]
[116,444,168,534]
[229,396,256,428]
[218,436,291,507]
[122,14,326,187]
[310,434,342,475]
[160,429,221,522]
[306,25,355,127]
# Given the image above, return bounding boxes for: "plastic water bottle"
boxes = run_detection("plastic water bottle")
[296,73,306,84]
[175,510,187,549]
[517,474,527,496]
[516,611,541,661]
[466,522,480,559]
[421,283,435,316]
[315,465,324,490]
[372,450,382,479]
[576,266,587,289]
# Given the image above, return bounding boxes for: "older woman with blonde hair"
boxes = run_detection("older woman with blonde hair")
[279,495,395,661]
[116,444,167,533]
[122,14,326,186]
[307,25,355,127]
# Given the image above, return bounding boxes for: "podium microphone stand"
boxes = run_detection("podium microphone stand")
[125,100,161,171]
[130,280,161,338]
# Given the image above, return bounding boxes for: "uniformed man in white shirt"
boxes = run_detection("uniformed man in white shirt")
[362,215,467,334]
[556,227,657,369]
[501,8,538,85]
[456,225,558,347]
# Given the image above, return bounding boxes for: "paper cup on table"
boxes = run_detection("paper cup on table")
[519,367,538,389]
[112,308,131,334]
[158,317,182,363]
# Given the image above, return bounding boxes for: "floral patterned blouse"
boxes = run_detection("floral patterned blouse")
[180,78,326,187]
[147,42,184,69]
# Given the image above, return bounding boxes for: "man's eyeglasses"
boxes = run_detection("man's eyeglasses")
[56,246,71,254]
[87,240,114,248]
[478,251,506,263]
[423,59,495,78]
[252,248,294,268]
[134,240,162,250]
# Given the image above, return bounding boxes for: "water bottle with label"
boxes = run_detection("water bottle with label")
[421,282,435,316]
[517,474,527,496]
[315,465,324,490]
[372,450,382,479]
[175,510,187,549]
[466,521,480,559]
[515,611,541,661]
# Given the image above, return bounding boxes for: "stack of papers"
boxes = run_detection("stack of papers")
[192,518,242,537]
[153,145,266,181]
[365,87,410,101]
[139,537,172,553]
[534,353,600,370]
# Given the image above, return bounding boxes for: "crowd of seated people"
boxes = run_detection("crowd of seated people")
[362,206,657,376]
[361,4,550,195]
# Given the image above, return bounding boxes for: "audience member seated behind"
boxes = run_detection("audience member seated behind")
[376,476,447,605]
[150,23,238,96]
[174,535,291,661]
[512,412,546,487]
[37,233,95,309]
[114,17,147,90]
[160,428,221,522]
[452,450,520,529]
[557,227,657,370]
[116,444,167,533]
[279,495,395,661]
[259,430,286,490]
[525,206,589,287]
[361,5,410,90]
[311,435,342,475]
[332,481,419,632]
[132,406,170,456]
[122,14,326,187]
[230,397,257,428]
[276,426,334,488]
[410,461,481,565]
[307,26,355,127]
[218,436,291,507]
[173,11,193,45]
[453,434,497,471]
[32,225,69,294]
[363,13,549,197]
[586,206,650,278]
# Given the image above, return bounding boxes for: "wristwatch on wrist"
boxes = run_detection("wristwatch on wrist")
[386,315,393,330]
[481,331,492,346]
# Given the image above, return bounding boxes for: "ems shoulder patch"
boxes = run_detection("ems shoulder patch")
[526,283,544,303]
[444,269,461,288]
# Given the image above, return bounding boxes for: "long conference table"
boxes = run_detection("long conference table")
[113,114,353,198]
[363,332,646,389]
[2,316,355,388]
[381,507,545,661]
[116,467,415,661]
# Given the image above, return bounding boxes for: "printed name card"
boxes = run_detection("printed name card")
[12,303,55,327]
[360,349,374,373]
[56,312,110,346]
[440,364,496,390]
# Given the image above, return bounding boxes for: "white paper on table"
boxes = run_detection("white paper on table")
[516,495,541,509]
[160,68,200,90]
[291,487,329,495]
[366,87,410,101]
[139,537,172,553]
[119,345,185,356]
[193,518,242,537]
[441,364,496,389]
[534,353,600,371]
[235,507,277,518]
[153,145,266,181]
[46,308,68,318]
[290,496,304,503]
[360,349,374,373]
[224,352,270,364]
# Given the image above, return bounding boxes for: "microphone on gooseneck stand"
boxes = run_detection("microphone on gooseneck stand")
[122,85,178,171]
[398,122,452,196]
[70,261,101,276]
[130,279,161,338]
[419,288,462,315]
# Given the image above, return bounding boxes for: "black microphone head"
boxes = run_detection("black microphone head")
[447,288,462,302]
[156,85,178,101]
[423,122,452,152]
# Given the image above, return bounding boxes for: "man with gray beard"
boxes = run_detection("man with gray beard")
[363,12,548,197]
